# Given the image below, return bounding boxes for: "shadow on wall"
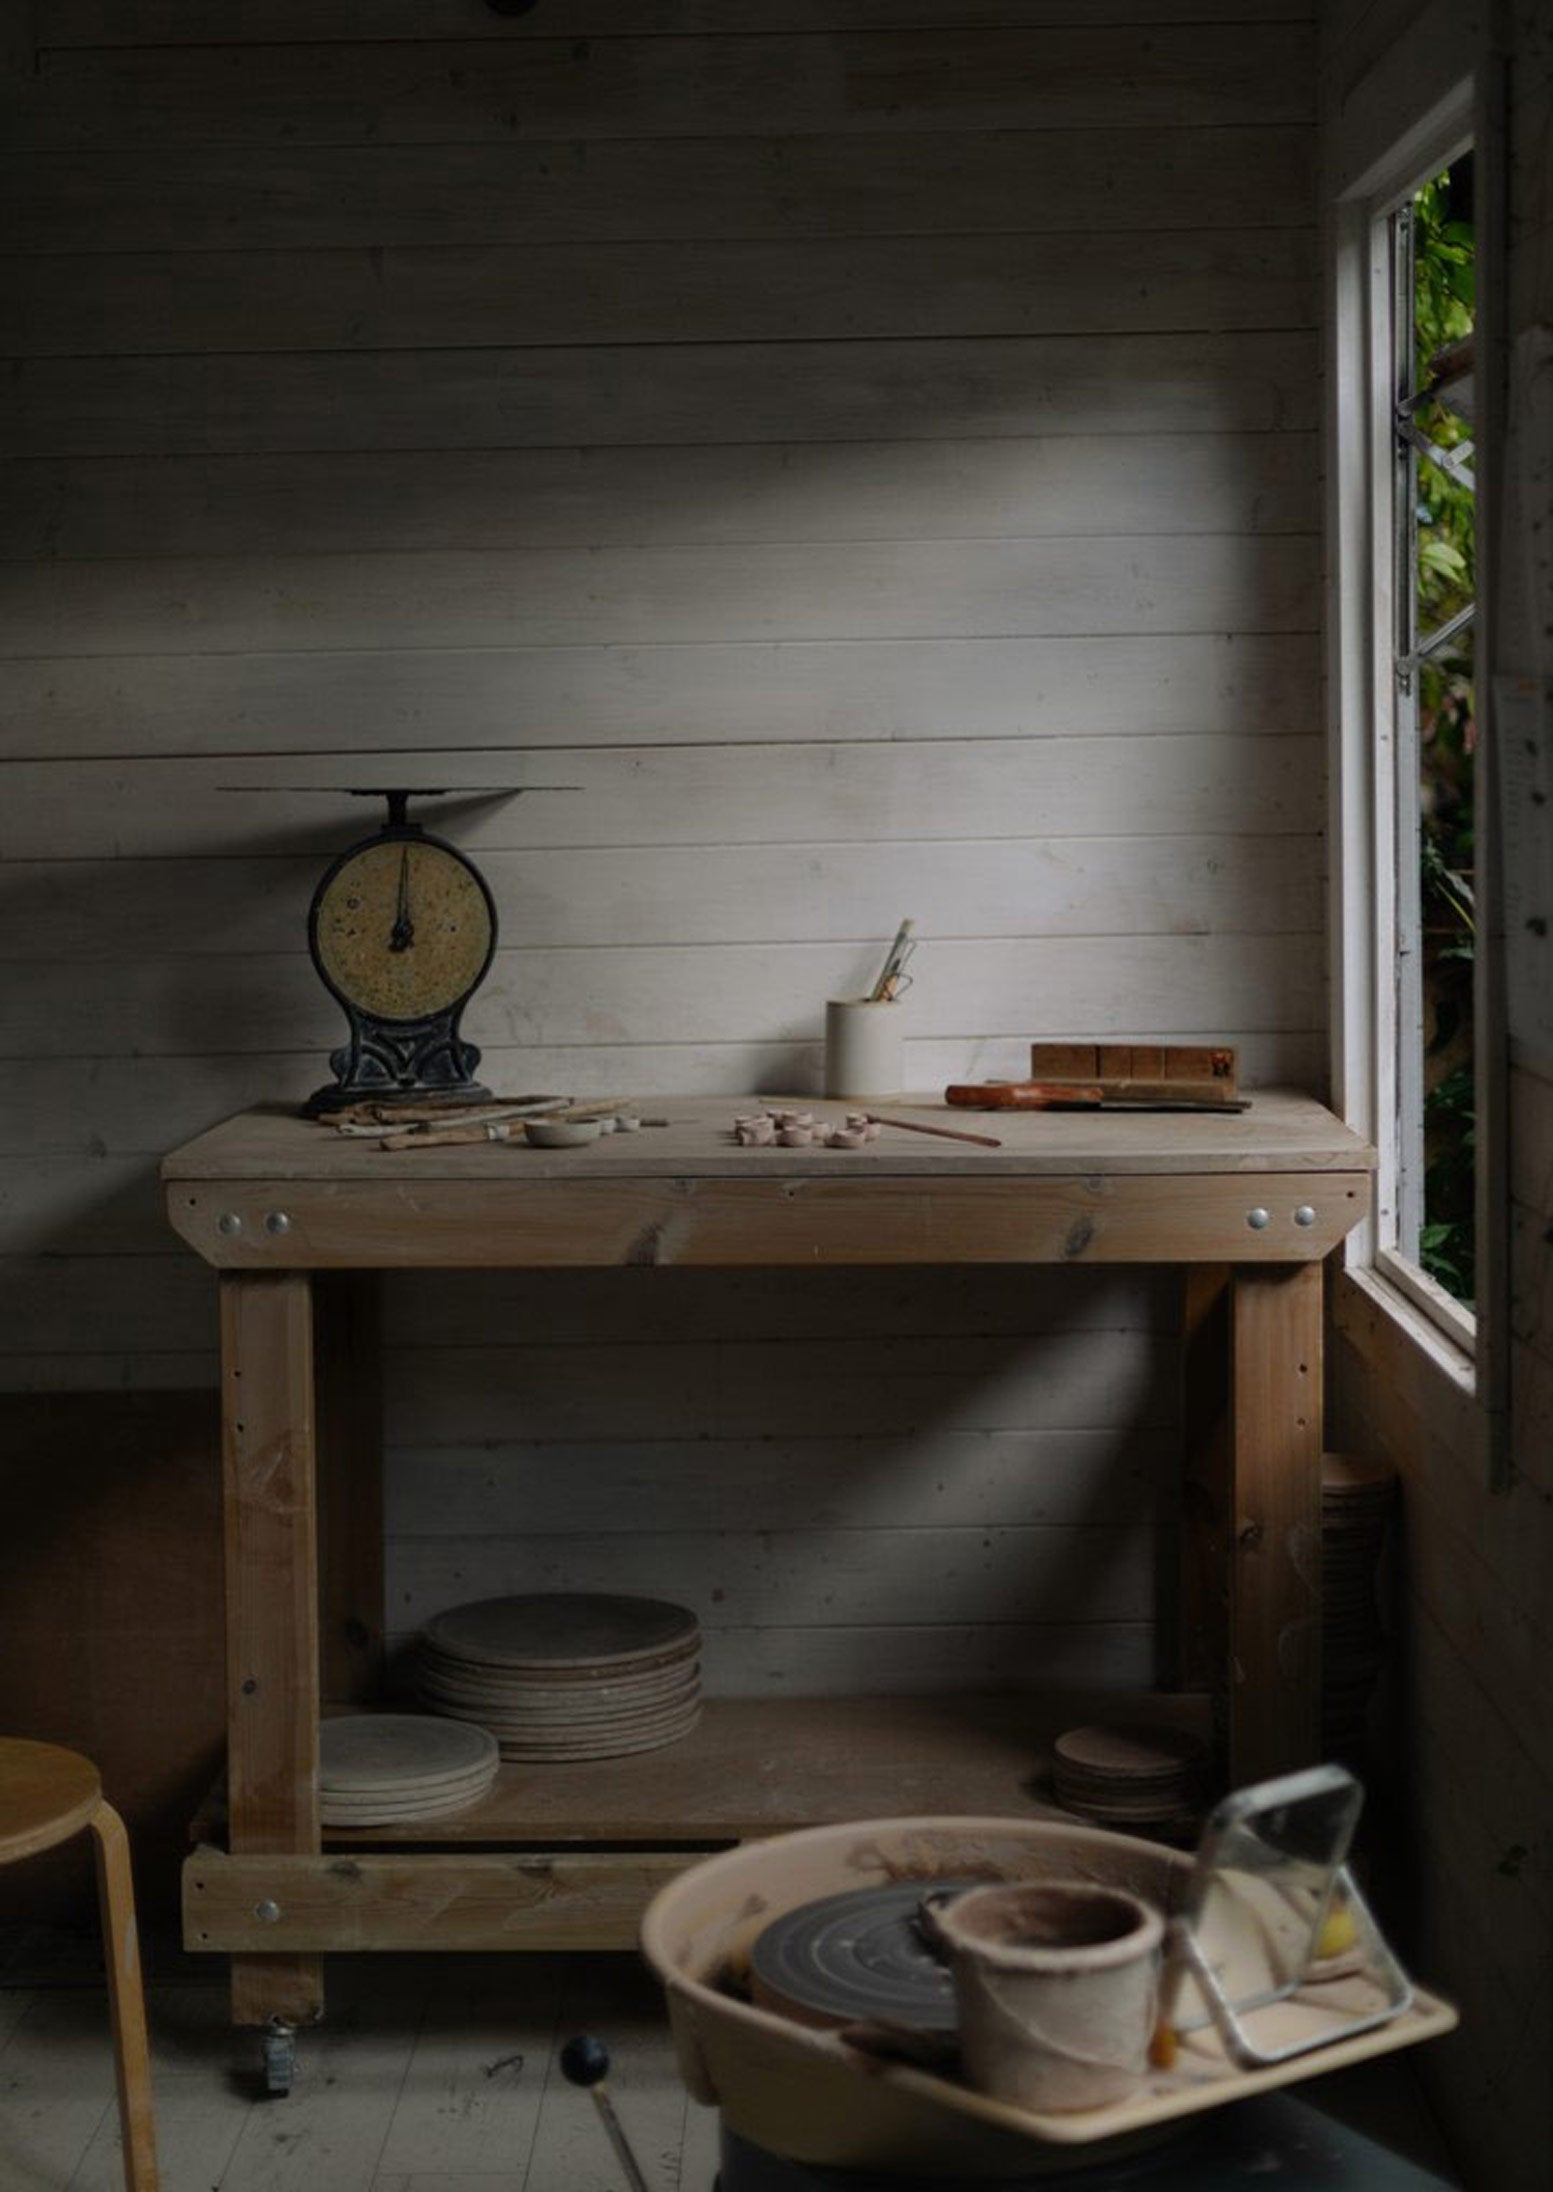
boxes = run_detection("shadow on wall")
[377,1262,1182,1700]
[0,1390,224,1931]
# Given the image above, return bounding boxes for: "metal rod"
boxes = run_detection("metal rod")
[588,2085,651,2192]
[865,1112,1002,1149]
[559,2037,651,2192]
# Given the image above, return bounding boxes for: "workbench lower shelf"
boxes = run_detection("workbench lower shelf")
[185,1692,1210,1957]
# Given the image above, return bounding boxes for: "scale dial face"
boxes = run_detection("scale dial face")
[312,835,494,1024]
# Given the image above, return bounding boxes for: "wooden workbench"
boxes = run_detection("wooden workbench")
[162,1093,1372,2031]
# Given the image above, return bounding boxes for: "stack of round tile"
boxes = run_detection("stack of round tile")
[319,1714,499,1827]
[414,1593,701,1762]
[1322,1450,1396,1768]
[1051,1722,1206,1838]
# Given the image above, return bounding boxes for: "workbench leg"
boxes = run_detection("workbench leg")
[1179,1265,1231,1726]
[315,1274,384,1708]
[220,1270,324,2030]
[1226,1262,1323,1787]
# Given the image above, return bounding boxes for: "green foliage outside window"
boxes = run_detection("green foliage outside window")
[1412,162,1476,1304]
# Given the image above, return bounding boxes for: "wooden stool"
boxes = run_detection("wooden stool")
[0,1739,159,2191]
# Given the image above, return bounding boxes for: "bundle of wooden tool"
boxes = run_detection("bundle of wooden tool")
[745,1104,1002,1149]
[314,1094,645,1149]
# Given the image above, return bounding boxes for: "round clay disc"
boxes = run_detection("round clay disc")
[322,1769,499,1811]
[750,1882,982,2035]
[320,1780,497,1827]
[492,1705,701,1761]
[415,1648,698,1697]
[321,1770,497,1811]
[417,1641,700,1693]
[414,1669,700,1723]
[322,1782,496,1817]
[480,1693,700,1735]
[428,1714,700,1752]
[1053,1723,1205,1779]
[421,1595,700,1673]
[318,1715,498,1793]
[1321,1451,1396,1496]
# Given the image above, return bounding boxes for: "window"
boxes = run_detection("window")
[1331,90,1480,1360]
[1391,154,1478,1312]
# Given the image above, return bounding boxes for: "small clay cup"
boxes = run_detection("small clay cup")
[932,1880,1164,2112]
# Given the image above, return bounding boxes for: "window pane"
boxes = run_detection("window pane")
[1410,155,1476,1306]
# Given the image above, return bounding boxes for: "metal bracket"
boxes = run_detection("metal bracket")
[1396,598,1476,682]
[1168,1862,1414,2068]
[1395,407,1476,490]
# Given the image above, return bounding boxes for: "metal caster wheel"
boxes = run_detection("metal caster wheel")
[261,2016,296,2096]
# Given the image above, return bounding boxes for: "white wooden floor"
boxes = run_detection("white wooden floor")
[0,1943,720,2192]
[0,1931,1462,2191]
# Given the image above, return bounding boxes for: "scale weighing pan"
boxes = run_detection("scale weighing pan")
[641,1805,1456,2181]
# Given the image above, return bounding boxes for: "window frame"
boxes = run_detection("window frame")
[1328,81,1480,1370]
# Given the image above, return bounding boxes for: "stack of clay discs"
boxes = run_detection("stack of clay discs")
[1051,1722,1206,1838]
[318,1714,499,1827]
[413,1593,701,1761]
[1322,1451,1396,1767]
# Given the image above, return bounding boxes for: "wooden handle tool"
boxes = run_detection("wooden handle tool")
[865,1112,1003,1148]
[945,1080,1248,1113]
[377,1120,522,1151]
[377,1100,632,1150]
[944,1082,1105,1111]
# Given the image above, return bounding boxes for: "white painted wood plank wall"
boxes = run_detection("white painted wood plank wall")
[0,0,1319,1696]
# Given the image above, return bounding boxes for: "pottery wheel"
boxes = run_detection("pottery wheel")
[749,1882,981,2036]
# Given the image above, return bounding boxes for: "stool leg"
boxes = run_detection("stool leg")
[88,1800,160,2192]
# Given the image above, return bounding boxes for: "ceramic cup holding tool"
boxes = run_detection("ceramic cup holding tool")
[824,999,904,1100]
[929,1880,1164,2111]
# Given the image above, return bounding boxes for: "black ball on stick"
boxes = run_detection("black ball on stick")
[559,2035,651,2192]
[560,2033,611,2088]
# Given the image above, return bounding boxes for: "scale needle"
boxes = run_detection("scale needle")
[389,844,415,953]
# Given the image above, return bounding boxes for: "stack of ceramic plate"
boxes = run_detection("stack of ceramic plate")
[1322,1451,1396,1767]
[318,1714,499,1827]
[1051,1722,1206,1838]
[414,1593,701,1762]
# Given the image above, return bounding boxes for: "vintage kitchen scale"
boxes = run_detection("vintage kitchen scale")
[296,785,571,1115]
[304,788,498,1113]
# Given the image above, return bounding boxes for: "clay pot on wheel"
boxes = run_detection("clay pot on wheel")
[930,1880,1164,2112]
